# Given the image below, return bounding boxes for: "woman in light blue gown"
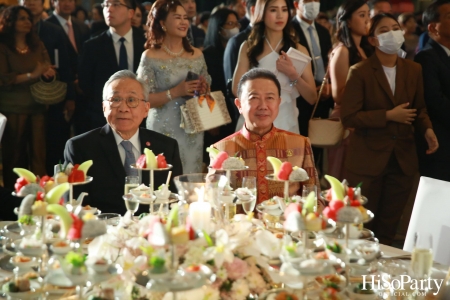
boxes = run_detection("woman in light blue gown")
[137,0,210,174]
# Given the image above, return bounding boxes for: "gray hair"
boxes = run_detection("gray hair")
[102,70,149,102]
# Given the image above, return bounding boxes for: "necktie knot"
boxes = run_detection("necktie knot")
[120,37,126,44]
[121,140,133,152]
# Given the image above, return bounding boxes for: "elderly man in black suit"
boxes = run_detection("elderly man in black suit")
[64,70,183,215]
[415,0,450,182]
[78,0,146,132]
[20,0,75,176]
[47,0,90,136]
[291,0,332,173]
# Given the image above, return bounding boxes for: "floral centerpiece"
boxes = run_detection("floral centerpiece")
[87,210,282,300]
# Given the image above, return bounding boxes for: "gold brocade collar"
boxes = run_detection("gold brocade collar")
[240,124,277,143]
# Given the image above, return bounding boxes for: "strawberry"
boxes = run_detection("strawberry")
[68,165,85,183]
[36,191,44,201]
[347,187,354,201]
[156,154,167,168]
[14,177,28,193]
[350,200,361,207]
[211,151,229,169]
[284,203,302,219]
[136,154,147,168]
[323,207,337,221]
[277,161,292,180]
[39,175,52,188]
[185,218,196,240]
[329,200,344,212]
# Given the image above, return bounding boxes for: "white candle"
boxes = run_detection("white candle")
[189,187,211,231]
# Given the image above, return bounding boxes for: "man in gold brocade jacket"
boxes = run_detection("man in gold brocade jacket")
[210,69,323,208]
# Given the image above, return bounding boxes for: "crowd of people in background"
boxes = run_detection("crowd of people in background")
[0,0,449,245]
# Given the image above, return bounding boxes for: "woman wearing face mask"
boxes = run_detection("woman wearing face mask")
[233,0,317,134]
[202,8,240,165]
[327,0,373,181]
[341,13,438,246]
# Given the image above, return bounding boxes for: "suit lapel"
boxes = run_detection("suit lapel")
[430,39,450,70]
[132,28,144,72]
[394,57,406,105]
[99,125,126,180]
[371,55,396,104]
[105,31,119,70]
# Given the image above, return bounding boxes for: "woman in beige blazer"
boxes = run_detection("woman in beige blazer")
[341,14,439,245]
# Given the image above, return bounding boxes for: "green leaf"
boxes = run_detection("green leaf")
[202,230,214,247]
[355,182,363,188]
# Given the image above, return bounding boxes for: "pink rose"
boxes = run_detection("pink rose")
[224,257,249,280]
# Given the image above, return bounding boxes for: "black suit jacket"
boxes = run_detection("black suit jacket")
[78,28,146,130]
[223,25,251,85]
[46,15,90,76]
[414,39,450,180]
[36,20,75,100]
[291,18,333,136]
[239,17,250,32]
[90,20,109,38]
[64,124,183,214]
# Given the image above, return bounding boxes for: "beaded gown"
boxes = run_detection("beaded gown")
[137,55,211,174]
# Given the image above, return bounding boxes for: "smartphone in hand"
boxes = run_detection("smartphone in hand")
[186,71,200,82]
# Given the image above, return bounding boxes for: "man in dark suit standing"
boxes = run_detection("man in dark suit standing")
[223,0,256,121]
[65,70,183,214]
[47,0,90,136]
[78,0,146,132]
[292,0,332,173]
[415,0,450,182]
[21,0,74,176]
[180,0,205,48]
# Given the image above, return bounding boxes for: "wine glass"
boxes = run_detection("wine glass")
[240,176,257,214]
[411,232,433,280]
[124,176,140,194]
[123,194,140,220]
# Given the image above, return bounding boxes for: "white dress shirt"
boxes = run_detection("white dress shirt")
[110,28,134,71]
[54,12,72,35]
[112,128,141,166]
[296,15,321,56]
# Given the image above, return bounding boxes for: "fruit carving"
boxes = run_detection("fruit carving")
[207,147,245,170]
[211,151,229,169]
[68,164,85,183]
[283,191,326,232]
[267,157,309,181]
[136,149,167,169]
[322,175,368,222]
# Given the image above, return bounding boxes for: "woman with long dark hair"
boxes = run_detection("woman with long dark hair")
[232,0,317,134]
[327,0,373,180]
[0,6,55,189]
[137,0,210,174]
[202,8,240,163]
[341,13,438,245]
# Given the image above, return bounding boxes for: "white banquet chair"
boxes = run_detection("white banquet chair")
[0,113,6,142]
[404,176,450,266]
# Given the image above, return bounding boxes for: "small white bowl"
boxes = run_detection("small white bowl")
[10,256,38,269]
[3,287,40,300]
[18,245,46,257]
[235,188,252,201]
[50,241,71,255]
[81,206,97,215]
[261,199,279,210]
[354,241,380,261]
[86,258,110,273]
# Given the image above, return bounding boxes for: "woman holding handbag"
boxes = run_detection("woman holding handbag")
[0,6,55,189]
[327,0,373,181]
[232,0,317,134]
[137,0,210,174]
[341,13,438,245]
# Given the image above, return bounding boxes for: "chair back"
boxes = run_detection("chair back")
[404,176,450,265]
[0,113,6,142]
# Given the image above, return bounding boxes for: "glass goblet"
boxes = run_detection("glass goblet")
[123,194,140,220]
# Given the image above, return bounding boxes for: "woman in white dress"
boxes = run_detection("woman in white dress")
[232,0,317,134]
[137,0,210,174]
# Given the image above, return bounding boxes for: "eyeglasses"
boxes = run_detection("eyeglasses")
[101,1,130,9]
[223,21,241,28]
[105,96,147,108]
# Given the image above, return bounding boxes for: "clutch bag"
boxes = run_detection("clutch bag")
[30,76,67,105]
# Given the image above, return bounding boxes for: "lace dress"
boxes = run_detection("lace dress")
[137,55,211,174]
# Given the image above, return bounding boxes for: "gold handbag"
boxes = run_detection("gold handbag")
[308,69,344,147]
[30,76,67,105]
[180,90,232,134]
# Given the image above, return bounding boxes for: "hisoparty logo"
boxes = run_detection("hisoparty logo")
[362,274,444,296]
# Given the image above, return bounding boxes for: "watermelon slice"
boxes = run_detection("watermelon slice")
[278,161,292,180]
[211,151,229,169]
